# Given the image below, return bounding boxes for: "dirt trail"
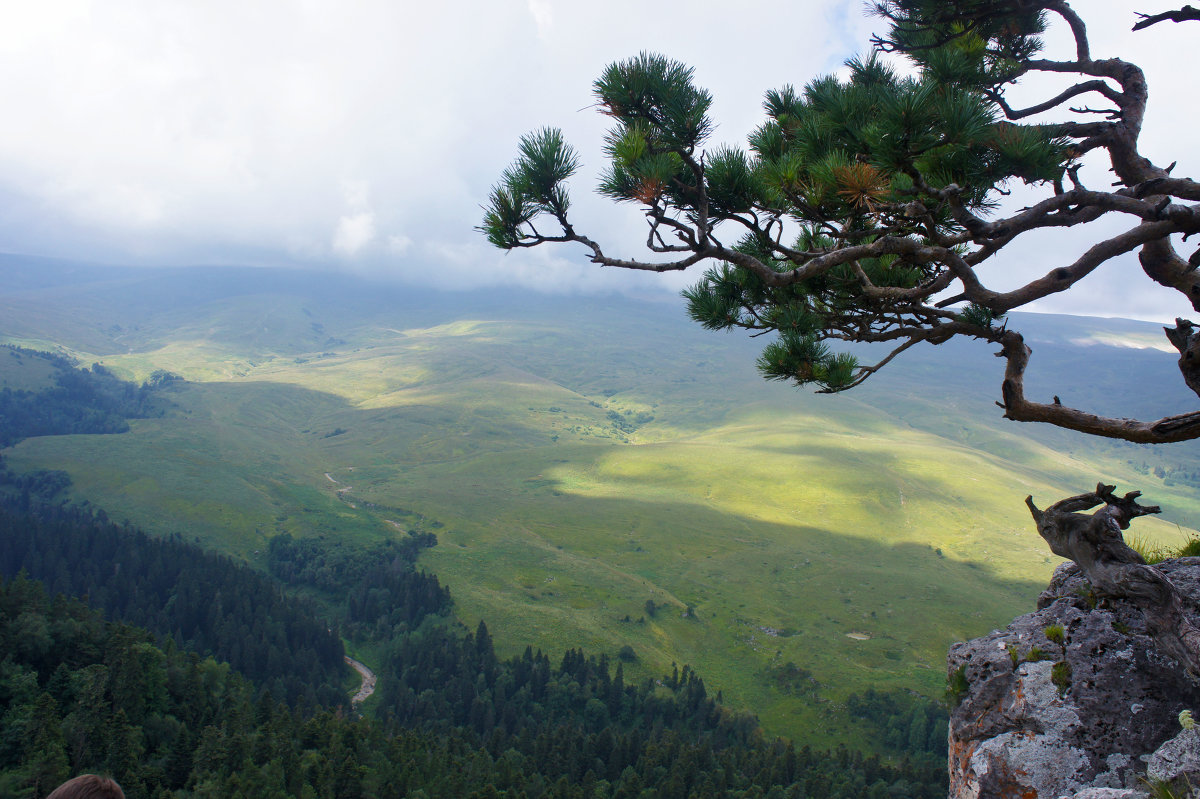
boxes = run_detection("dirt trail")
[345,656,376,705]
[325,472,353,495]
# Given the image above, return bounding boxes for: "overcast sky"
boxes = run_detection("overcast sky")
[0,1,1195,322]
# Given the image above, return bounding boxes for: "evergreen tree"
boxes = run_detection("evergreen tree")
[481,2,1200,445]
[23,693,69,798]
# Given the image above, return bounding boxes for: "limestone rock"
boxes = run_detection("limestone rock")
[1146,727,1200,784]
[949,560,1200,798]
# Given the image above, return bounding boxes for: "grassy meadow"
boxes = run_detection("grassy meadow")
[4,260,1200,747]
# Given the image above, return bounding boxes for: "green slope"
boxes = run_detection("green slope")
[3,257,1198,747]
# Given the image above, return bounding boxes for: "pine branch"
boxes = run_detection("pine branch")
[998,331,1200,442]
[1133,5,1200,30]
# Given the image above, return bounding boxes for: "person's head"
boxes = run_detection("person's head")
[45,775,125,799]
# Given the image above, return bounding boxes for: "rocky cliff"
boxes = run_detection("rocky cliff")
[948,559,1200,798]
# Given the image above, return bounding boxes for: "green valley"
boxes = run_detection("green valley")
[3,257,1198,748]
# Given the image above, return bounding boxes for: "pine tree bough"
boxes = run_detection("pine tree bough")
[481,1,1200,443]
[1027,485,1200,677]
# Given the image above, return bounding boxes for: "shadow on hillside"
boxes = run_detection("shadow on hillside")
[6,372,1052,608]
[430,471,1051,617]
[3,365,1065,756]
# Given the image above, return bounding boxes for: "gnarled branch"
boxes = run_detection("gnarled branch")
[1133,5,1200,30]
[998,331,1200,442]
[1027,484,1200,676]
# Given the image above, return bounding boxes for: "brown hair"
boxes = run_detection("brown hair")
[45,775,125,799]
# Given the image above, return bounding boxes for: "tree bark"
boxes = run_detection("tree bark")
[1026,484,1200,676]
[1166,318,1200,397]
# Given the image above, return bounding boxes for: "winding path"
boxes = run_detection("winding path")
[345,656,376,706]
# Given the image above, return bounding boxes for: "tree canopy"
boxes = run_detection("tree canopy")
[482,0,1200,444]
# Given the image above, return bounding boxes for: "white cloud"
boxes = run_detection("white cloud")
[387,233,413,254]
[527,0,553,40]
[341,179,371,210]
[333,212,375,256]
[0,1,1191,321]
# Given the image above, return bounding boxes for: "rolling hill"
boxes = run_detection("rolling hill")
[2,253,1197,746]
